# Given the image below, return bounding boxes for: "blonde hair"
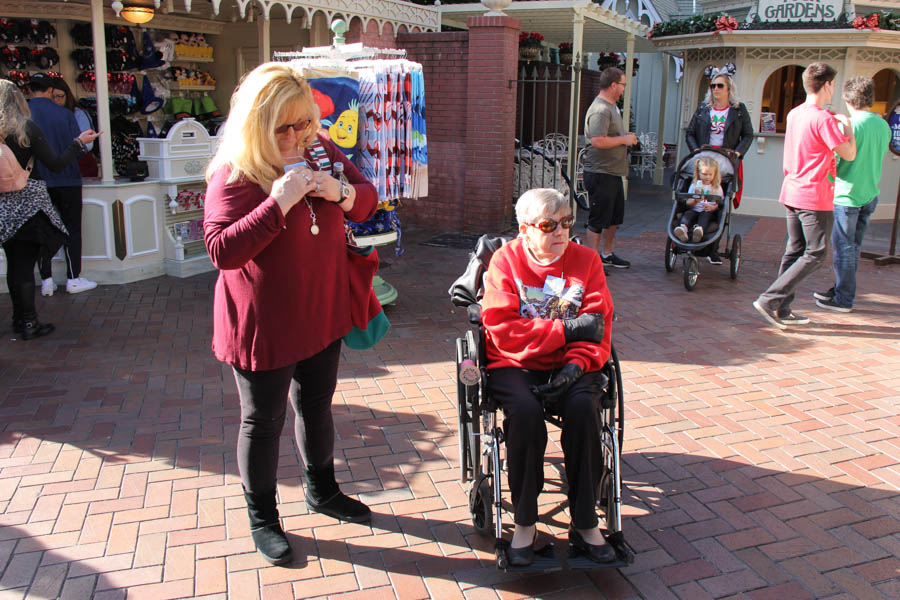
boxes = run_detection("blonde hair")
[703,74,739,108]
[0,80,31,148]
[206,63,320,191]
[693,157,721,189]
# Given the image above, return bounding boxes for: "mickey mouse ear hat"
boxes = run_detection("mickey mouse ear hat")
[140,74,164,114]
[705,62,737,80]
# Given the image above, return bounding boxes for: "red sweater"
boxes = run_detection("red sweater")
[481,238,613,373]
[203,136,377,370]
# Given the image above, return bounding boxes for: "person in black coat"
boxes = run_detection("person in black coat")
[685,64,754,264]
[0,80,99,340]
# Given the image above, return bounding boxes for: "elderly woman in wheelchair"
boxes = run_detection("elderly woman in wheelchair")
[478,188,616,567]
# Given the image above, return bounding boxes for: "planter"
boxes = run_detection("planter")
[559,51,573,66]
[519,46,540,61]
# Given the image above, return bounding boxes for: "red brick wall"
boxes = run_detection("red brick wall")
[462,16,520,232]
[397,31,469,231]
[346,18,399,50]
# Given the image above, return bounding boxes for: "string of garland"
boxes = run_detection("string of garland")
[649,11,899,38]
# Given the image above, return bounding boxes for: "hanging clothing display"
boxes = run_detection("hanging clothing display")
[284,48,428,251]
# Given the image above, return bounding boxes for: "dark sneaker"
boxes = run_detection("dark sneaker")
[813,287,835,301]
[602,253,630,269]
[706,249,723,265]
[816,298,852,313]
[752,300,787,330]
[778,311,810,325]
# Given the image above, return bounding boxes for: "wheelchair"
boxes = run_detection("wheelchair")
[449,235,634,571]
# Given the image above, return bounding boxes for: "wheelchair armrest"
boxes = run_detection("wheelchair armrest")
[467,303,482,325]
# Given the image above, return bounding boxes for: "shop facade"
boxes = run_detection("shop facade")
[0,0,439,283]
[651,2,900,218]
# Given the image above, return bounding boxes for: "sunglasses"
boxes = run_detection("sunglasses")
[274,119,311,135]
[528,215,575,233]
[709,82,727,89]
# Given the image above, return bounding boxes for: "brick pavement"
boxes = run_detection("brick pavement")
[1,208,898,599]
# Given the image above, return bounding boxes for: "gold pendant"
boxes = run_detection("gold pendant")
[310,223,320,235]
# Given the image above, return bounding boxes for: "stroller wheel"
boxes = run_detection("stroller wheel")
[729,235,742,280]
[470,473,494,535]
[665,239,677,272]
[683,256,699,291]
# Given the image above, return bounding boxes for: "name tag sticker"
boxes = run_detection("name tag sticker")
[543,275,566,297]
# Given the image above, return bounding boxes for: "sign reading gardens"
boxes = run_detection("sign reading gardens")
[757,0,842,22]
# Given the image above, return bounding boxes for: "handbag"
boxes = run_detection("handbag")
[343,244,390,350]
[0,143,32,192]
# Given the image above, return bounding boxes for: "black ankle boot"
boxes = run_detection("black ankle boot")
[305,463,371,524]
[243,486,292,566]
[20,320,54,340]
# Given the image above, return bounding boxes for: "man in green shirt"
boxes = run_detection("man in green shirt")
[814,76,891,312]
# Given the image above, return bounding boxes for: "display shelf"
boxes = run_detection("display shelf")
[170,83,215,91]
[171,55,214,64]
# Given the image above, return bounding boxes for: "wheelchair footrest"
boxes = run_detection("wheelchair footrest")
[496,539,562,572]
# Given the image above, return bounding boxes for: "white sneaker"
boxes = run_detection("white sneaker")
[692,226,704,243]
[41,278,57,297]
[674,225,688,242]
[66,277,97,294]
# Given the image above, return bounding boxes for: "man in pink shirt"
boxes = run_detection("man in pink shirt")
[753,62,856,329]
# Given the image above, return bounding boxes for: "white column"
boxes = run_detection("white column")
[653,53,670,185]
[622,33,635,197]
[566,10,585,210]
[258,10,271,63]
[91,0,114,182]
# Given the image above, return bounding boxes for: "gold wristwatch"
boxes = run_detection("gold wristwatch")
[337,183,352,204]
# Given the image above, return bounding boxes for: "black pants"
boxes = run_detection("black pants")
[3,238,42,323]
[39,186,83,280]
[679,209,715,232]
[231,339,342,494]
[488,367,603,529]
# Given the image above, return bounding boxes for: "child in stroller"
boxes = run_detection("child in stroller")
[674,156,723,243]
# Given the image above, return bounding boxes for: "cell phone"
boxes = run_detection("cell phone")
[283,159,308,173]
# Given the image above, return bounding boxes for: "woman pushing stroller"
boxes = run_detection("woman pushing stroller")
[685,63,754,263]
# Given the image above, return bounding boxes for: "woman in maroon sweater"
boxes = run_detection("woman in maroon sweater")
[203,63,377,566]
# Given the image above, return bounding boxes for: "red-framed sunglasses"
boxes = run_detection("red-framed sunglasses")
[274,119,311,134]
[528,215,575,233]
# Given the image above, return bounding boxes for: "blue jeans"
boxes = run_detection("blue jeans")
[831,198,878,308]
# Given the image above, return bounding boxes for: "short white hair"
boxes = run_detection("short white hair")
[515,188,569,226]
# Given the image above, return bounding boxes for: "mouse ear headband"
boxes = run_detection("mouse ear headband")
[706,62,736,80]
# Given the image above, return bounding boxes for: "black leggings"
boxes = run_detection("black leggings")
[487,367,604,530]
[232,339,342,494]
[679,209,715,232]
[3,238,42,322]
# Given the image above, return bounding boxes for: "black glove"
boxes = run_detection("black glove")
[563,312,605,344]
[531,363,583,403]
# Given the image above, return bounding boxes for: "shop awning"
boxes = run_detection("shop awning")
[439,0,655,53]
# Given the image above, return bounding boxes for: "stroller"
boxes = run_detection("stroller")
[665,146,743,290]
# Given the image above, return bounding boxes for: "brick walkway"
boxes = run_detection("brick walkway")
[1,207,899,599]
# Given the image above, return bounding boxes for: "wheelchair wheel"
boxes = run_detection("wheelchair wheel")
[729,234,742,280]
[456,331,481,483]
[469,473,494,535]
[665,238,676,272]
[683,255,699,291]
